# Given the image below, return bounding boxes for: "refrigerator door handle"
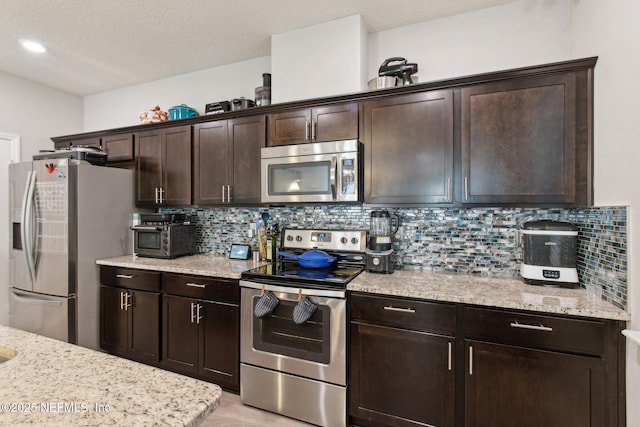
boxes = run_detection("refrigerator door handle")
[21,170,37,283]
[10,289,63,307]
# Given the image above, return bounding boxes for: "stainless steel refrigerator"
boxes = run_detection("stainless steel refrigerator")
[9,158,135,350]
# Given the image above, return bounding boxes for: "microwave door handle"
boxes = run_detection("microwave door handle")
[330,155,337,200]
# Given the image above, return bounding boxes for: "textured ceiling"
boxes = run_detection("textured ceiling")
[0,0,515,96]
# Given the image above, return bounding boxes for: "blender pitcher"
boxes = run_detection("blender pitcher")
[368,210,400,251]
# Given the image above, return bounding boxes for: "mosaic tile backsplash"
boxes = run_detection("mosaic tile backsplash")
[164,205,627,310]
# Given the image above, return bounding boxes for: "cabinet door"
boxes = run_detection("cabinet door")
[129,290,160,363]
[135,129,163,206]
[461,73,578,205]
[363,90,454,204]
[350,322,455,427]
[162,294,199,375]
[268,109,312,146]
[162,125,192,206]
[465,340,605,427]
[102,133,134,162]
[99,285,128,356]
[193,121,229,205]
[53,136,100,150]
[230,115,265,205]
[199,300,240,392]
[313,103,358,142]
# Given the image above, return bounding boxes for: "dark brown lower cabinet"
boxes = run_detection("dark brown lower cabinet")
[349,295,625,427]
[349,293,456,427]
[162,273,240,392]
[464,340,604,427]
[99,266,161,364]
[99,285,160,364]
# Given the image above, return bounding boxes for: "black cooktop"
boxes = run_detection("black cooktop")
[241,260,364,289]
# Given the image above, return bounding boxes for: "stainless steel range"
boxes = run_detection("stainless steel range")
[240,228,367,427]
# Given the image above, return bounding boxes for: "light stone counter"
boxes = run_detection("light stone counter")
[96,253,261,279]
[0,325,221,426]
[348,270,630,321]
[97,254,629,321]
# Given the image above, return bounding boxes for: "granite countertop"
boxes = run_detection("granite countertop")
[96,254,629,321]
[96,253,261,279]
[348,270,630,321]
[0,325,221,426]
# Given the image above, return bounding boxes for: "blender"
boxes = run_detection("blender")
[366,210,400,274]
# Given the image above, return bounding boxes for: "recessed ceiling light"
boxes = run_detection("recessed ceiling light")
[20,39,46,53]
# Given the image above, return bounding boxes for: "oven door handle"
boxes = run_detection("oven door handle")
[130,225,163,231]
[240,280,346,299]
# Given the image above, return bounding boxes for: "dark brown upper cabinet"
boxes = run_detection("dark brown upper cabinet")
[363,90,454,205]
[460,71,590,206]
[134,125,192,207]
[102,133,134,163]
[267,102,358,146]
[193,115,265,206]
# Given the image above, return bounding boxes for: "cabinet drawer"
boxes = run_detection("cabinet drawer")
[99,266,161,292]
[350,293,455,335]
[464,307,604,356]
[163,273,239,304]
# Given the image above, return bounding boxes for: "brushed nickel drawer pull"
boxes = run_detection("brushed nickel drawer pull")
[383,306,416,314]
[469,345,473,375]
[510,321,553,332]
[116,274,133,279]
[186,282,206,288]
[448,342,452,371]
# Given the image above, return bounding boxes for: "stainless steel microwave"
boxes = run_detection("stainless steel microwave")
[261,140,362,203]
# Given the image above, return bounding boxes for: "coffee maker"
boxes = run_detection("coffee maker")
[366,210,400,274]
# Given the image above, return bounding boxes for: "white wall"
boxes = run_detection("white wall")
[570,1,640,424]
[83,56,270,131]
[271,14,367,103]
[367,0,571,84]
[0,70,83,159]
[0,71,82,324]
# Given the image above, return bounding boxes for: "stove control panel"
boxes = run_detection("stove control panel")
[282,228,367,252]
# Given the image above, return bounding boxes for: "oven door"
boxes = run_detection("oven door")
[261,140,360,203]
[240,281,346,386]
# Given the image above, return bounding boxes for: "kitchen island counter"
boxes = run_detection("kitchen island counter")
[0,325,221,426]
[348,269,629,321]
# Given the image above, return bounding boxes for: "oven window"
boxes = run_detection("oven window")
[253,298,331,364]
[136,231,161,250]
[268,161,331,195]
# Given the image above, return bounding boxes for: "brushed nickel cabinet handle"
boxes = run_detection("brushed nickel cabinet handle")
[305,121,310,140]
[196,304,203,324]
[116,274,133,279]
[190,302,196,323]
[383,306,416,314]
[510,321,553,332]
[448,342,452,371]
[186,282,206,288]
[469,345,473,375]
[464,176,469,200]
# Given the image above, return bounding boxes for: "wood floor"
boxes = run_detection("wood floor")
[201,391,313,427]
